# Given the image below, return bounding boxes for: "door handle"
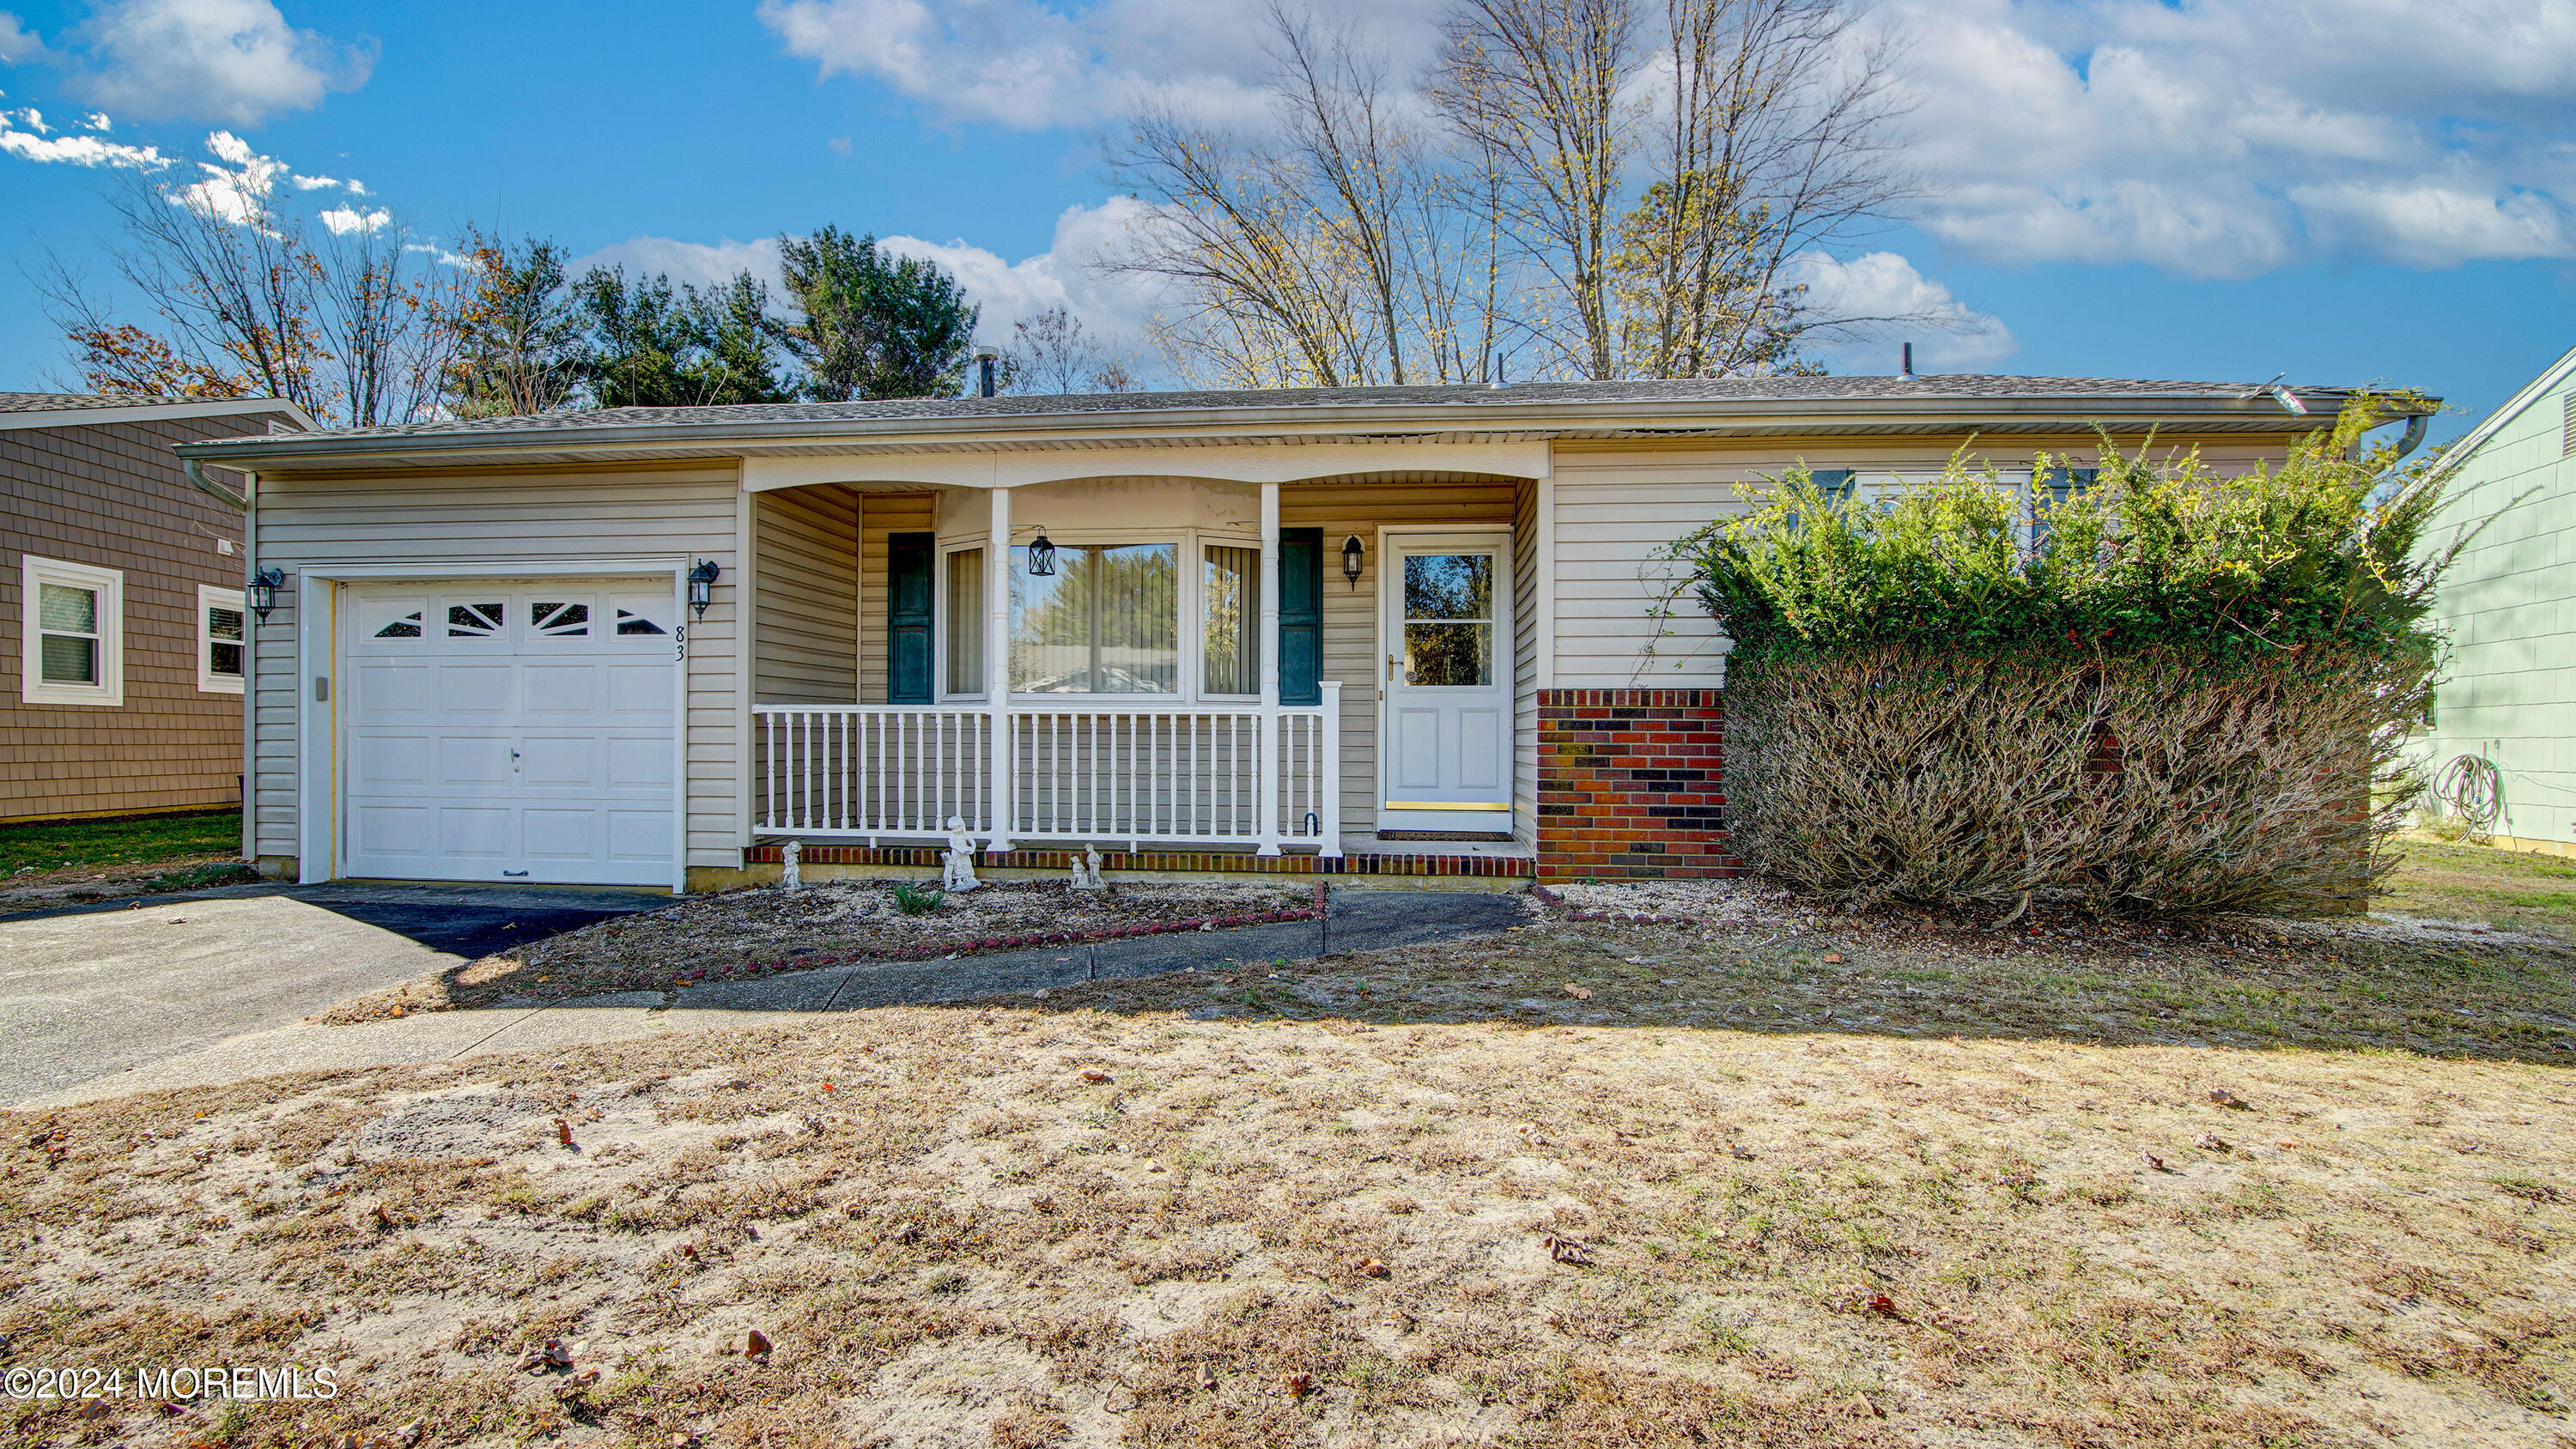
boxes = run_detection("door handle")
[503,870,529,878]
[1387,652,1400,682]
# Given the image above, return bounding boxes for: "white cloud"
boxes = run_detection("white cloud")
[572,200,1165,352]
[1882,0,2576,276]
[756,0,1428,130]
[0,12,46,64]
[763,0,2576,278]
[66,0,374,126]
[1789,252,2017,372]
[319,204,388,234]
[0,105,163,167]
[171,127,287,223]
[568,235,788,293]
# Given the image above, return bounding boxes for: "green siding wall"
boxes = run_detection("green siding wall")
[2419,363,2576,845]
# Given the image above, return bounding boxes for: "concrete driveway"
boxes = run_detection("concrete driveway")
[0,882,664,1106]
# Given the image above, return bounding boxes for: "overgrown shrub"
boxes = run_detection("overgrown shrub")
[1674,397,2460,919]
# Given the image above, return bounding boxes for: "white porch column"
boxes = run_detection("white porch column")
[1317,680,1343,856]
[1255,481,1282,855]
[986,485,1013,852]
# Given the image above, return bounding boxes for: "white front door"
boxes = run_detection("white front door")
[340,581,679,886]
[1378,532,1514,834]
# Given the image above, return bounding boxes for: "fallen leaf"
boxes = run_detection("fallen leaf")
[1562,984,1594,1000]
[2208,1088,2251,1110]
[1282,1371,1314,1399]
[2198,1133,2232,1153]
[1544,1234,1594,1265]
[1863,1294,1899,1317]
[555,1118,575,1148]
[1079,1069,1113,1083]
[2142,1151,2172,1173]
[1820,952,1844,963]
[371,1203,392,1232]
[745,1329,773,1362]
[1355,1258,1388,1278]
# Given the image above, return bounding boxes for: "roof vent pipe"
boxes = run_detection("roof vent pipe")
[973,345,1000,398]
[1898,343,1916,381]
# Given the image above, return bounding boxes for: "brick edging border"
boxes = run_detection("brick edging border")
[661,882,1330,984]
[1528,881,1702,927]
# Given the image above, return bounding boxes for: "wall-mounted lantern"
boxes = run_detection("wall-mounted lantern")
[248,567,285,622]
[687,559,720,618]
[1027,532,1058,578]
[1341,535,1364,590]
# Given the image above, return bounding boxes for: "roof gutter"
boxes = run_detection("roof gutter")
[173,391,2364,471]
[185,458,248,511]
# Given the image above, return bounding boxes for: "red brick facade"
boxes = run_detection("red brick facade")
[1536,688,1738,880]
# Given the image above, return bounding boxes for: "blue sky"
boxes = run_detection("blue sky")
[4,0,2573,444]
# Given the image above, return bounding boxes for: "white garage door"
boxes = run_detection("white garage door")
[342,581,679,886]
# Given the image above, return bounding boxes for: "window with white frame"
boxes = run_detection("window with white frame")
[1010,542,1179,694]
[197,584,246,694]
[19,555,125,706]
[944,546,984,696]
[1201,544,1258,696]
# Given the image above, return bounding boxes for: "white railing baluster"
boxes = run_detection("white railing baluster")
[750,701,1336,849]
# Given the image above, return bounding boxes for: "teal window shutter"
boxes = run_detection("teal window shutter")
[1814,469,1857,506]
[889,531,933,704]
[1278,528,1322,706]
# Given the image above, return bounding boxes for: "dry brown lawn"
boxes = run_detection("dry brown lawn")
[7,900,2573,1449]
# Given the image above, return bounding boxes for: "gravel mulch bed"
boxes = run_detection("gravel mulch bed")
[335,879,1321,1016]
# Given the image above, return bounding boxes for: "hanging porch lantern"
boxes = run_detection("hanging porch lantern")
[1341,534,1364,590]
[687,559,720,618]
[248,567,286,621]
[1027,531,1058,577]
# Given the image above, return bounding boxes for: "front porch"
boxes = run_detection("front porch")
[744,463,1545,871]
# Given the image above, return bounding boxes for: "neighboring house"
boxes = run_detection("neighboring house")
[175,378,2356,894]
[3,391,313,825]
[2414,347,2576,856]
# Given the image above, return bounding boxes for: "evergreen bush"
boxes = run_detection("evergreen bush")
[1671,397,2458,919]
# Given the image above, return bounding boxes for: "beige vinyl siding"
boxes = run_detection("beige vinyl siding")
[1548,436,2294,688]
[249,461,741,873]
[1281,474,1515,835]
[753,484,858,705]
[858,493,935,704]
[1511,475,1539,846]
[2,411,283,822]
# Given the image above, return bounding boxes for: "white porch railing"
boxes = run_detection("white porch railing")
[754,681,1340,853]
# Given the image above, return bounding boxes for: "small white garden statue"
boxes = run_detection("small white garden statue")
[1069,843,1106,892]
[940,816,982,893]
[780,838,803,890]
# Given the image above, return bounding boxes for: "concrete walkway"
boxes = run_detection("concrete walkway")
[12,890,1526,1110]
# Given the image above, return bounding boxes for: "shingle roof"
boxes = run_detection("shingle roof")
[206,374,2360,445]
[0,391,186,413]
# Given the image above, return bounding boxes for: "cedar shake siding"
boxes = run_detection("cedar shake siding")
[2,405,296,823]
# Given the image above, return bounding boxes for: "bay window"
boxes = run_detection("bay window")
[944,547,983,695]
[1201,544,1258,696]
[1009,543,1178,694]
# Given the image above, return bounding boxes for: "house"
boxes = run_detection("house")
[172,377,2355,893]
[2412,346,2576,856]
[3,391,313,825]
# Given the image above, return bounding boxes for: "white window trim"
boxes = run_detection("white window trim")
[197,583,247,694]
[937,526,1265,706]
[20,554,125,707]
[934,537,989,703]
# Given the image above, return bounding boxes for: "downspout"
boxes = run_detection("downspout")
[186,459,258,864]
[2392,413,2428,461]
